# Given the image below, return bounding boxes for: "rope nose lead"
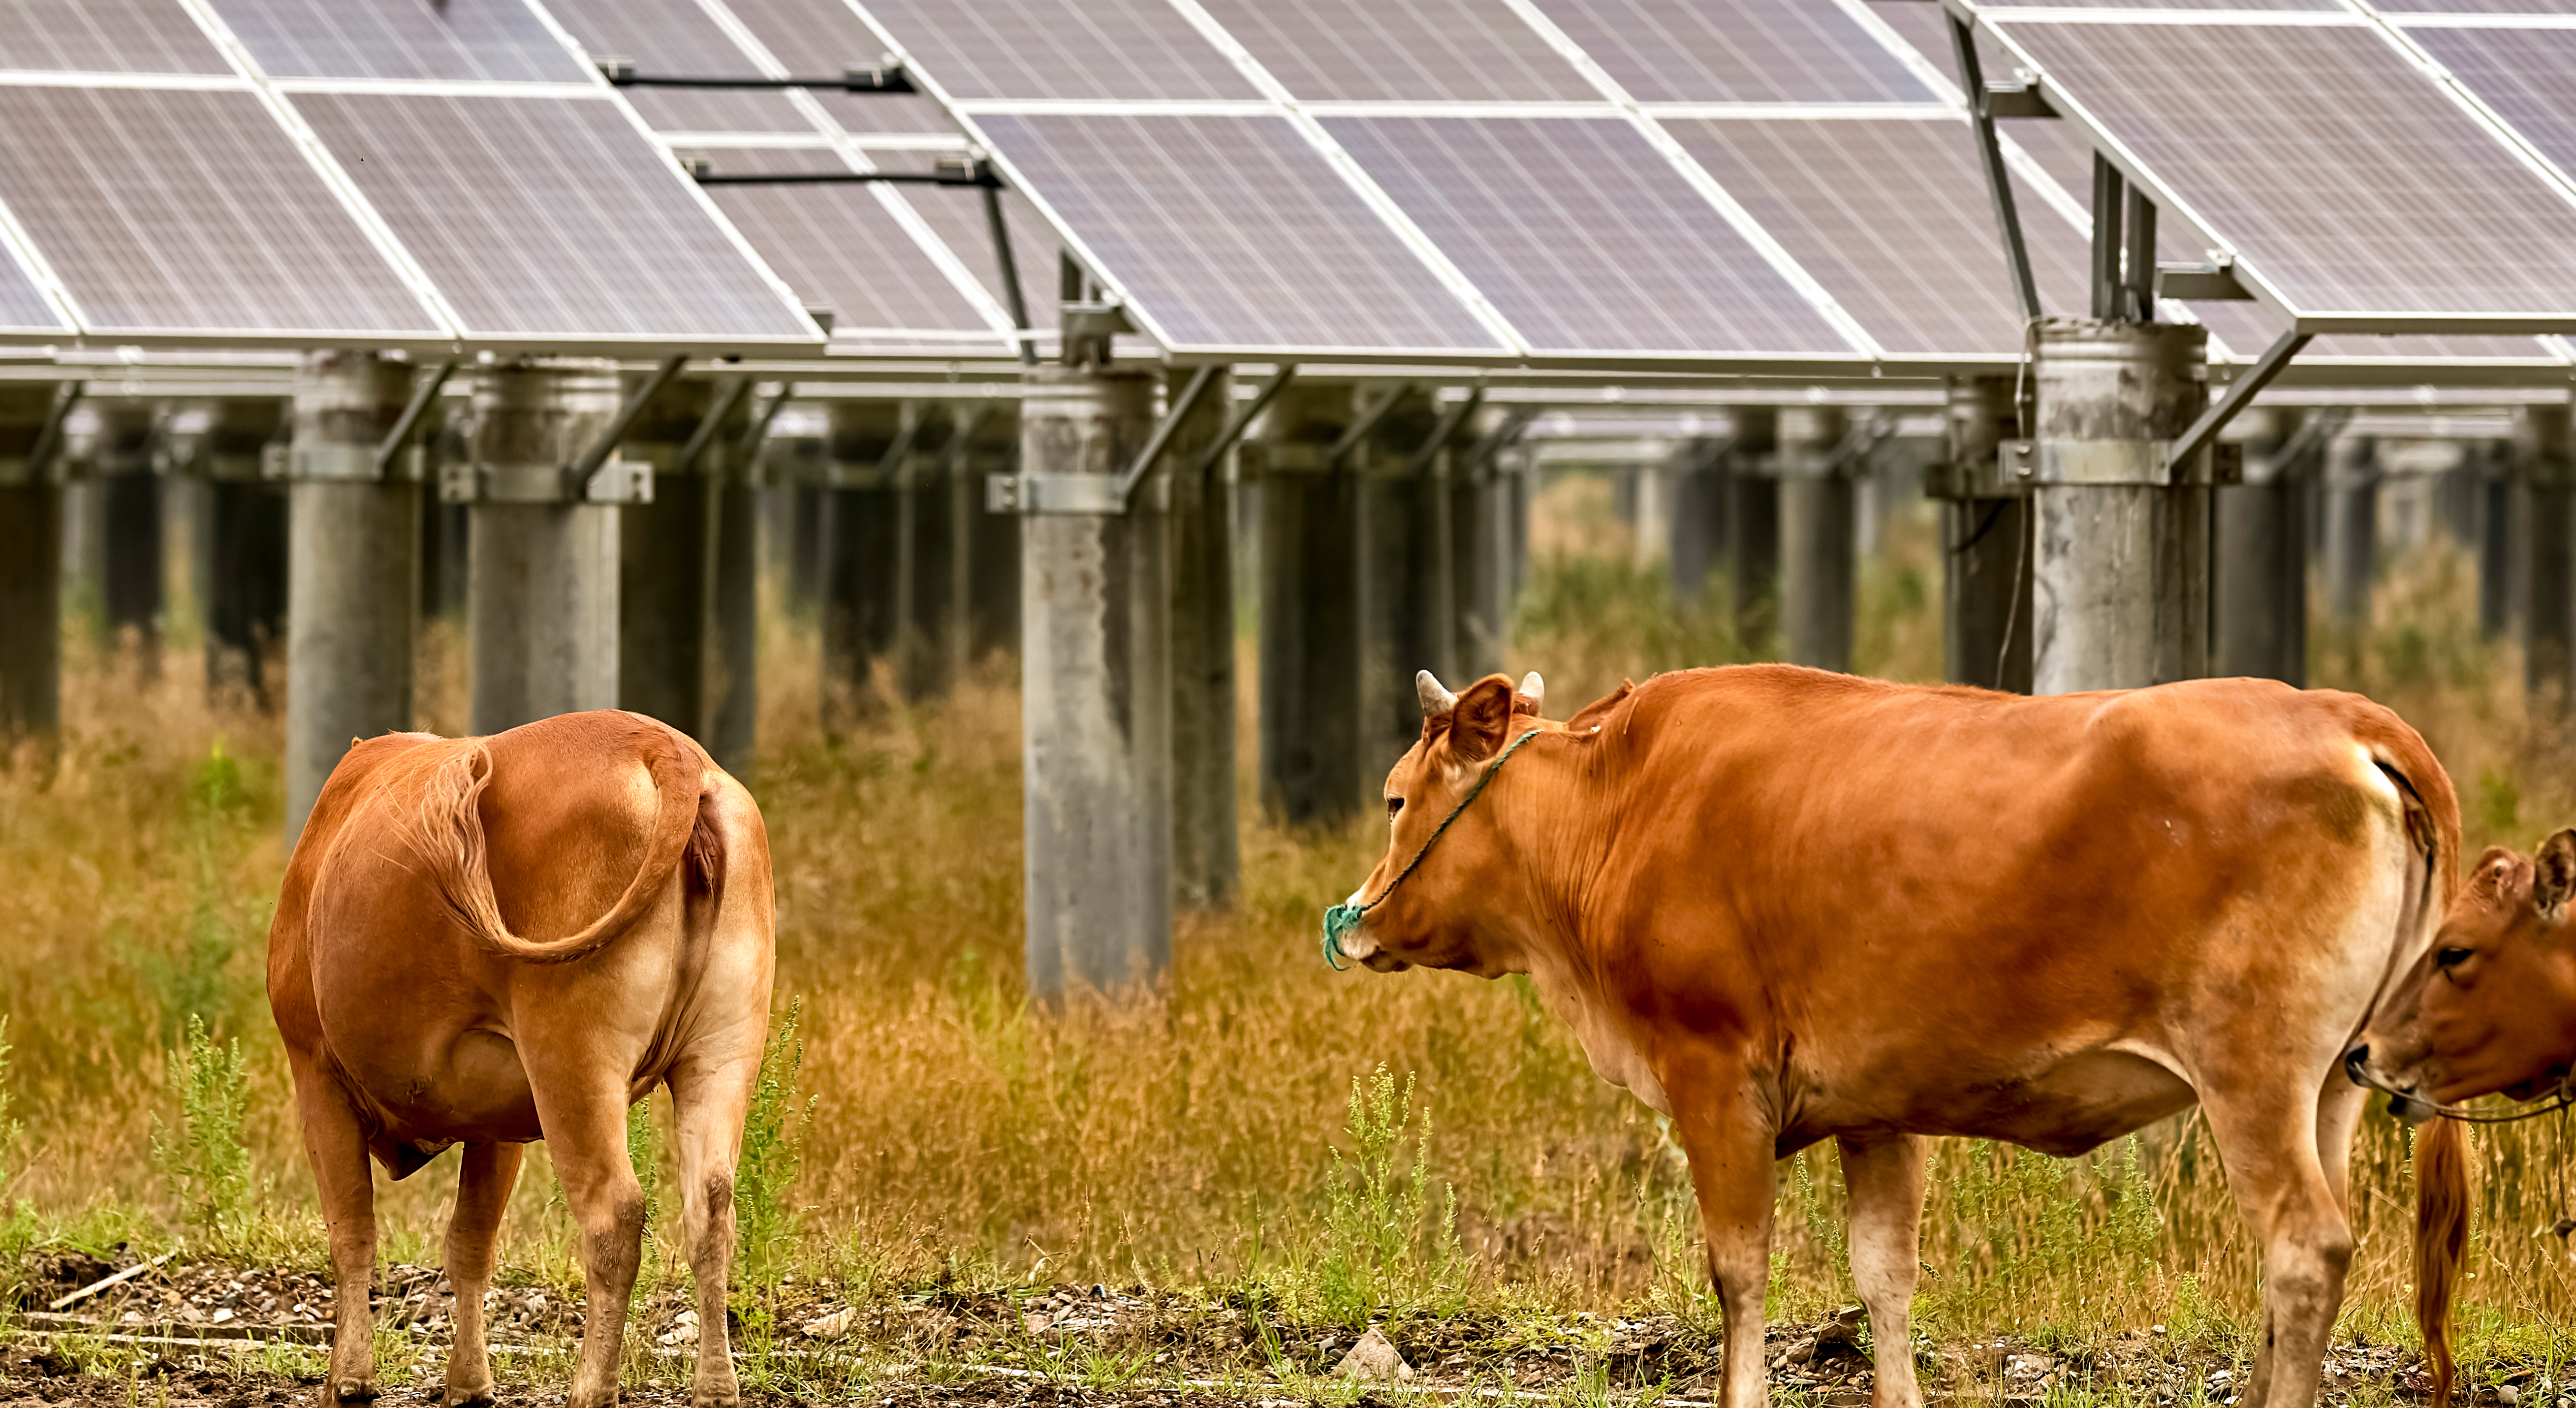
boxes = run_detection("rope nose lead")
[1319,725,1542,969]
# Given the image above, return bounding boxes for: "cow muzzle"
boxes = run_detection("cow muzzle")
[2345,1045,2436,1126]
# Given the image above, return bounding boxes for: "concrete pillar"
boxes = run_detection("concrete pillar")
[2324,434,2380,630]
[196,399,288,708]
[0,385,62,742]
[893,404,958,702]
[461,359,626,736]
[1934,376,2032,692]
[1668,436,1729,610]
[618,376,725,742]
[94,406,161,666]
[1778,404,1853,673]
[1454,432,1512,681]
[2214,408,2308,686]
[2475,439,2515,641]
[1358,387,1444,780]
[2029,318,2212,695]
[285,352,420,845]
[2524,404,2575,706]
[1728,407,1780,652]
[819,401,902,727]
[1257,381,1362,825]
[962,405,1022,666]
[1019,366,1169,997]
[1166,368,1238,911]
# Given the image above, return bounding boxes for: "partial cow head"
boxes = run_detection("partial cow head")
[1331,669,1548,977]
[2352,829,2576,1111]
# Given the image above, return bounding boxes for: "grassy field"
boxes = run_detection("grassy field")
[2,484,2574,1402]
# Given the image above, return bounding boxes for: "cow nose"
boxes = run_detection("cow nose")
[2343,1045,2370,1084]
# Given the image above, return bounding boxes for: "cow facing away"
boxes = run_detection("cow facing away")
[2349,830,2576,1408]
[270,711,775,1408]
[1337,667,2454,1408]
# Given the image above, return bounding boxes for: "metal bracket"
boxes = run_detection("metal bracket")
[1189,363,1298,481]
[599,58,915,93]
[7,381,81,486]
[978,171,1037,368]
[1951,13,2041,324]
[374,359,455,479]
[986,472,1167,515]
[1459,407,1538,483]
[737,381,793,483]
[1405,388,1485,477]
[1327,383,1416,468]
[1111,363,1220,508]
[673,377,754,477]
[2155,260,2255,302]
[1059,301,1135,367]
[2168,330,2313,470]
[570,354,684,492]
[1983,81,2056,119]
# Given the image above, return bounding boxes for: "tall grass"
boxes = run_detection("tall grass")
[0,484,2568,1378]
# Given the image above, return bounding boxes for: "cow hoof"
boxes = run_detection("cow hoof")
[441,1390,496,1408]
[325,1379,382,1408]
[689,1393,739,1408]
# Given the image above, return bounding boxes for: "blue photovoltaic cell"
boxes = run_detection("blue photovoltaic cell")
[1323,116,1852,356]
[1529,0,1934,103]
[853,0,1258,101]
[210,0,590,82]
[2412,27,2576,180]
[0,244,69,333]
[695,146,997,337]
[1996,18,2576,319]
[976,113,1505,354]
[292,92,817,342]
[0,85,443,337]
[0,0,232,72]
[1194,0,1595,101]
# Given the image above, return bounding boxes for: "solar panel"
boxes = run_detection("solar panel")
[210,0,590,82]
[0,0,231,73]
[850,0,1259,101]
[0,245,70,335]
[1973,0,2340,8]
[1320,115,1853,357]
[1193,0,1596,102]
[974,112,1507,355]
[1527,0,1935,104]
[541,0,818,133]
[897,179,1061,331]
[2411,27,2576,181]
[1993,17,2576,325]
[290,92,817,343]
[692,145,1002,341]
[0,85,444,338]
[1667,116,2091,356]
[2384,0,2576,10]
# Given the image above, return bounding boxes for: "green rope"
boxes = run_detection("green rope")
[1322,725,1542,970]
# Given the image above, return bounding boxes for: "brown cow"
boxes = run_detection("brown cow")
[2347,830,2576,1408]
[1336,666,2453,1408]
[270,711,775,1408]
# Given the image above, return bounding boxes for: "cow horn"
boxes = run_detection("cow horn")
[1417,670,1456,717]
[1519,672,1544,708]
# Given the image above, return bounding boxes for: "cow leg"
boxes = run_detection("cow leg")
[440,1142,525,1408]
[669,1037,762,1408]
[291,1058,382,1408]
[2203,1091,2354,1408]
[1838,1133,1928,1408]
[529,1075,646,1408]
[1675,1086,1777,1408]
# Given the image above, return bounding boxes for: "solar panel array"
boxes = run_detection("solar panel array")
[0,0,821,353]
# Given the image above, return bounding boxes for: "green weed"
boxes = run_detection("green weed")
[150,1013,251,1250]
[737,1000,816,1284]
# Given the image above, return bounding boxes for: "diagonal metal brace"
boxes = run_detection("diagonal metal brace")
[1405,387,1485,476]
[1949,12,2042,324]
[737,381,794,467]
[1327,382,1415,467]
[571,354,686,493]
[23,380,82,482]
[1188,363,1297,480]
[1457,406,1538,482]
[375,359,455,478]
[673,377,754,477]
[1114,363,1220,508]
[2168,330,2311,470]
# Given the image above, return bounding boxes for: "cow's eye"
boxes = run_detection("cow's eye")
[1386,796,1404,821]
[2437,946,2473,970]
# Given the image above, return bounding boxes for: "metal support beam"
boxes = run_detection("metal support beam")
[2120,184,2158,321]
[739,381,793,464]
[1405,387,1484,475]
[2091,156,2124,321]
[571,353,684,488]
[1950,12,2041,323]
[2168,330,2313,469]
[599,60,914,93]
[374,358,455,478]
[1189,363,1298,479]
[23,380,80,482]
[1327,383,1415,466]
[981,176,1038,367]
[1114,362,1219,506]
[675,376,753,476]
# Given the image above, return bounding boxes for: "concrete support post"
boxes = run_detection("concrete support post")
[820,401,902,727]
[1454,437,1512,681]
[197,399,288,707]
[1778,405,1853,672]
[1933,376,2032,691]
[1166,367,1238,911]
[2324,434,2380,630]
[95,406,162,666]
[2029,318,2212,695]
[1728,407,1780,651]
[285,352,419,846]
[1019,366,1169,997]
[461,359,626,736]
[1357,388,1443,780]
[962,406,1022,667]
[0,385,62,742]
[1257,382,1362,825]
[2524,404,2575,707]
[1668,436,1729,611]
[2475,439,2515,641]
[895,404,962,702]
[2214,408,2308,686]
[618,377,730,743]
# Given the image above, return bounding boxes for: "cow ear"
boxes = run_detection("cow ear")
[1448,674,1516,763]
[2536,829,2576,915]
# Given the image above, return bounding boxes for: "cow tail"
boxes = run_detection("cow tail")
[403,731,703,964]
[2415,1115,2469,1408]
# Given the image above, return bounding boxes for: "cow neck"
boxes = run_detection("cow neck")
[1322,723,1545,970]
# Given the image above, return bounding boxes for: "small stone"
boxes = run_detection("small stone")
[805,1308,854,1340]
[1335,1328,1413,1382]
[2498,1387,2521,1407]
[1024,1311,1053,1335]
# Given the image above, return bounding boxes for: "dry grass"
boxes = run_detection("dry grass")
[0,500,2572,1379]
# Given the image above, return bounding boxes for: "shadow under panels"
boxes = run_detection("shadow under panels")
[289,91,818,343]
[1987,15,2576,324]
[1319,115,1854,359]
[0,85,443,339]
[973,112,1506,357]
[688,145,1009,351]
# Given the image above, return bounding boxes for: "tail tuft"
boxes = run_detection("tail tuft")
[2414,1116,2469,1408]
